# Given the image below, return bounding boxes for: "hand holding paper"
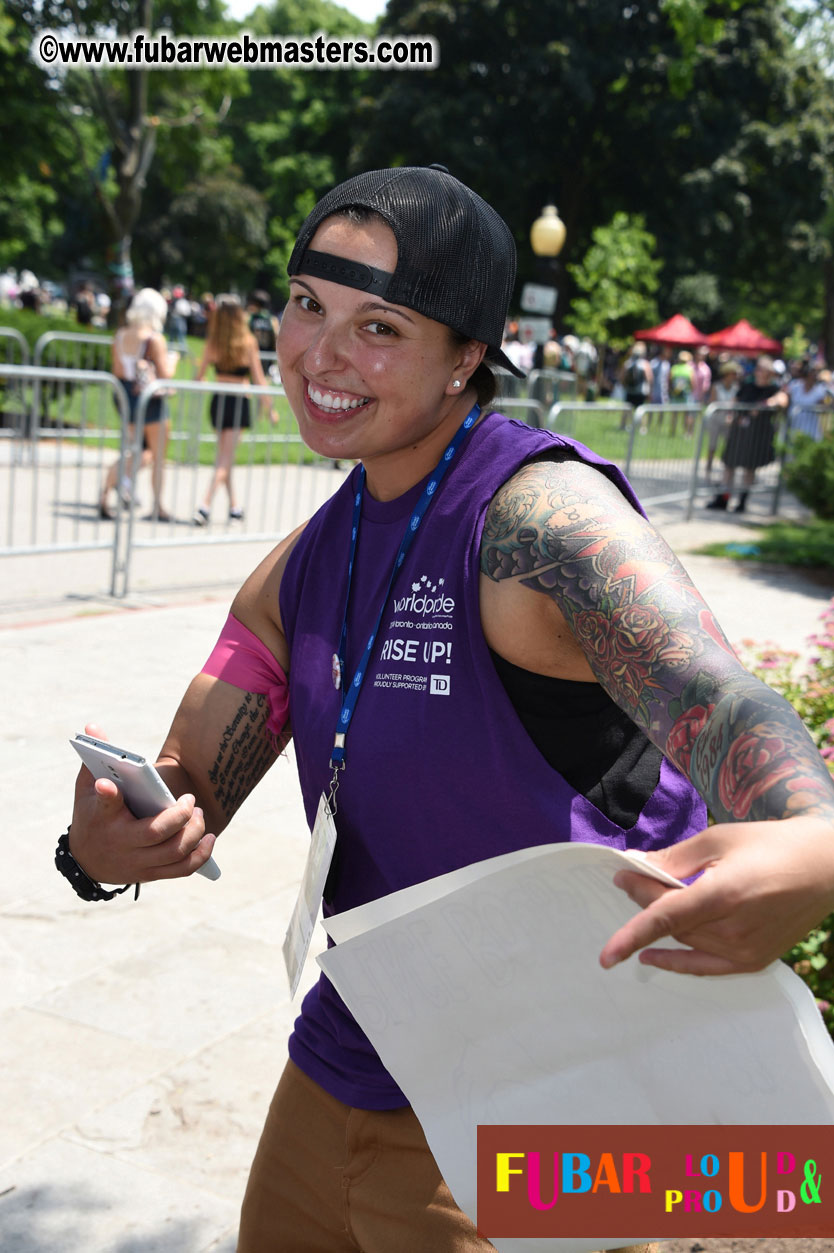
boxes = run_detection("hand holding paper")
[319,841,834,1253]
[601,814,834,976]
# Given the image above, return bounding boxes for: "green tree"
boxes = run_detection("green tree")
[670,273,723,327]
[9,0,241,315]
[566,213,662,349]
[0,2,64,271]
[220,0,372,300]
[140,174,269,291]
[355,0,834,344]
[649,1,834,341]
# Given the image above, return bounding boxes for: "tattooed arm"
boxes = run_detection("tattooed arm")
[69,678,282,887]
[69,530,299,887]
[481,457,834,974]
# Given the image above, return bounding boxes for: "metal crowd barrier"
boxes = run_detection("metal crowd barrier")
[495,367,578,406]
[685,402,799,519]
[33,329,114,373]
[526,368,578,406]
[4,365,827,599]
[627,403,705,507]
[544,401,634,442]
[1,328,29,365]
[0,327,205,446]
[543,399,694,506]
[498,398,545,428]
[0,364,131,566]
[114,377,349,596]
[543,400,799,516]
[0,366,352,598]
[0,331,31,441]
[786,402,833,444]
[32,329,196,377]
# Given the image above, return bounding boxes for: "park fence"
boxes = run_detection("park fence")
[545,401,705,508]
[0,365,349,596]
[1,328,29,366]
[545,399,823,518]
[0,365,132,567]
[1,355,828,599]
[33,331,113,374]
[495,366,578,407]
[31,330,198,378]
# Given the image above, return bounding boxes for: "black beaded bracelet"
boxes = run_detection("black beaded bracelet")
[55,829,139,902]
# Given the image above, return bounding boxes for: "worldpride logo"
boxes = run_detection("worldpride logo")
[476,1126,831,1240]
[392,573,454,617]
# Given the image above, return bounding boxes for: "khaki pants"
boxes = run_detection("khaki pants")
[237,1058,657,1253]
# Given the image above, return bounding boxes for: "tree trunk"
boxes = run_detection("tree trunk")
[106,235,135,328]
[822,254,834,368]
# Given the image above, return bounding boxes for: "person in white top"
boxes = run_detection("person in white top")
[691,345,712,405]
[787,361,829,441]
[98,288,176,521]
[704,358,741,478]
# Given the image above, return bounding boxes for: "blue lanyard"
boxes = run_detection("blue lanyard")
[331,403,480,772]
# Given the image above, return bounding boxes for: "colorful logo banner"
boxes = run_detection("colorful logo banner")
[477,1125,832,1239]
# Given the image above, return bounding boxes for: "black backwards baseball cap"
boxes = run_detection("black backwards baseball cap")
[287,165,525,378]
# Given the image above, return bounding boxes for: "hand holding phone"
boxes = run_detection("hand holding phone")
[71,733,221,882]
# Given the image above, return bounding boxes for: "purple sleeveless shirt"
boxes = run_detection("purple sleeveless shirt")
[279,412,706,1109]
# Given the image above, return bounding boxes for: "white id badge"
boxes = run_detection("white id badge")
[282,792,338,998]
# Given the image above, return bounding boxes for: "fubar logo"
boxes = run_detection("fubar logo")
[393,573,454,617]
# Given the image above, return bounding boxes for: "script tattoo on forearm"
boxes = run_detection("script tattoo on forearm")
[208,692,276,821]
[481,459,834,824]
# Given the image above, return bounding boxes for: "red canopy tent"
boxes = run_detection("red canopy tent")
[633,314,708,346]
[706,319,782,356]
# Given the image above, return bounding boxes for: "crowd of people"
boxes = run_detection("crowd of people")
[496,326,832,514]
[4,263,831,527]
[613,340,833,510]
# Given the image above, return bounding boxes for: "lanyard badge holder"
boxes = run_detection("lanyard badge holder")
[282,404,480,996]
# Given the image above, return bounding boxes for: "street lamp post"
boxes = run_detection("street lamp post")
[530,204,566,262]
[522,205,567,370]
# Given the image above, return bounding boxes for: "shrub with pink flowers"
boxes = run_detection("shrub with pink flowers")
[738,597,834,1037]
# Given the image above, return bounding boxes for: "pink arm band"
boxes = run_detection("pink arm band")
[201,612,289,742]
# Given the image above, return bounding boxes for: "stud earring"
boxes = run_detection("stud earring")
[452,380,462,389]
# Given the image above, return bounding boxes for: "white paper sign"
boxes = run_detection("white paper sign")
[319,842,834,1253]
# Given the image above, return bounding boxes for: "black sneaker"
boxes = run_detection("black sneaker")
[705,494,729,511]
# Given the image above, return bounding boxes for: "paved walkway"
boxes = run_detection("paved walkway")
[1,504,832,1252]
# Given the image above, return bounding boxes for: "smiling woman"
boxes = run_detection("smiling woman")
[278,213,487,498]
[66,166,834,1253]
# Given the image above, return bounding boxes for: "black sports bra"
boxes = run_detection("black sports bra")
[489,649,663,829]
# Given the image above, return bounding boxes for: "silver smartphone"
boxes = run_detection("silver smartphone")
[70,733,221,881]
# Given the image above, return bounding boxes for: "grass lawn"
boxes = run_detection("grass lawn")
[13,352,702,470]
[7,332,325,466]
[697,518,834,571]
[544,402,700,463]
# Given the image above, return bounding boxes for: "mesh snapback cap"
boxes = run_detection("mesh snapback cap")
[287,165,524,378]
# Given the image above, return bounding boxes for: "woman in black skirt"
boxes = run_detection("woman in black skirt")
[706,355,788,513]
[194,295,278,524]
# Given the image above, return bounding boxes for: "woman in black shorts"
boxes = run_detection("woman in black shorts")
[98,288,176,521]
[194,295,278,524]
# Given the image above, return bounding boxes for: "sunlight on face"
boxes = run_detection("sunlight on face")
[277,215,476,496]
